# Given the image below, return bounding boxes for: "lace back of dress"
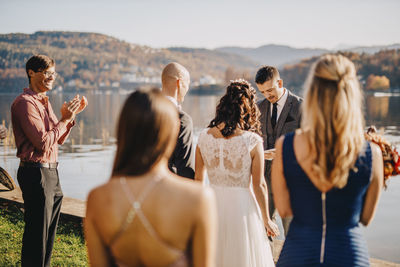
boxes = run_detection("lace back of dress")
[198,130,262,188]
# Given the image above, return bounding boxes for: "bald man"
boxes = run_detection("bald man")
[161,62,195,179]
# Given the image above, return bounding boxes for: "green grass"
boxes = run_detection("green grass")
[0,201,88,266]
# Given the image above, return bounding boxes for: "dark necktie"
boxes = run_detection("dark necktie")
[271,103,278,128]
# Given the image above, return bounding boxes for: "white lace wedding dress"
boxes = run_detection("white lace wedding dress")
[197,129,275,267]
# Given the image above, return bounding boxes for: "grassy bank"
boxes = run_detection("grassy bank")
[0,201,88,266]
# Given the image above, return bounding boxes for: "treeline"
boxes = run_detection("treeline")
[0,32,399,94]
[0,31,255,92]
[281,50,400,94]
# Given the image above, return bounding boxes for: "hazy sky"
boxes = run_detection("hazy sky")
[1,0,399,49]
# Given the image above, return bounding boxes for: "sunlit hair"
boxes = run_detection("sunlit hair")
[112,89,179,176]
[209,79,261,137]
[301,54,365,188]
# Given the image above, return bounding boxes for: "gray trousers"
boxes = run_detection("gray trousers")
[17,166,63,267]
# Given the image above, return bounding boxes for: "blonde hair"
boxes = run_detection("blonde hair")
[301,54,365,188]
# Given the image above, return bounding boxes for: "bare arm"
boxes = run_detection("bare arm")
[85,191,114,267]
[251,142,279,237]
[271,136,293,218]
[360,142,383,226]
[192,188,217,267]
[194,146,206,182]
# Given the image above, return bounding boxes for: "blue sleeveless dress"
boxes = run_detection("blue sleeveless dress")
[277,132,372,267]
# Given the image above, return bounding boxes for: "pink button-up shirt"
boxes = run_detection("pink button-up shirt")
[11,88,74,163]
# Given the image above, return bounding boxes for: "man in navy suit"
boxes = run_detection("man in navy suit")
[255,66,302,239]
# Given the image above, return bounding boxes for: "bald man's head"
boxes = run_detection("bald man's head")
[161,62,190,103]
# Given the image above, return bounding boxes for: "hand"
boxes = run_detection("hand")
[265,219,280,237]
[0,125,6,139]
[74,94,88,114]
[264,149,276,160]
[61,97,81,122]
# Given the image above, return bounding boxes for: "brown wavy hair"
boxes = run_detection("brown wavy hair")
[112,89,179,176]
[208,79,261,137]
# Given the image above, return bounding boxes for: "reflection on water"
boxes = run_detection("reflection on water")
[366,95,390,121]
[0,91,225,196]
[365,94,400,130]
[1,92,399,148]
[1,91,400,262]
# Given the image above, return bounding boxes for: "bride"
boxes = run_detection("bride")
[195,79,279,267]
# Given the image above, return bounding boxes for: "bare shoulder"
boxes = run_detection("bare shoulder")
[86,180,117,214]
[169,174,207,193]
[293,129,308,144]
[167,174,214,207]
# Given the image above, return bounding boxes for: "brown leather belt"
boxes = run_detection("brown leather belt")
[20,161,58,169]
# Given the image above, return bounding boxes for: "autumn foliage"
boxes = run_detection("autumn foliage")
[281,50,400,94]
[365,74,390,90]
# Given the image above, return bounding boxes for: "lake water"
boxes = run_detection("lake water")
[1,91,399,263]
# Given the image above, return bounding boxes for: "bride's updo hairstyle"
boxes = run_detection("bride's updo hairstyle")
[209,79,261,137]
[302,54,365,188]
[112,89,179,176]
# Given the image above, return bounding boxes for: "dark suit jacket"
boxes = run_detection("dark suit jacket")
[168,109,195,179]
[257,90,302,184]
[258,90,302,150]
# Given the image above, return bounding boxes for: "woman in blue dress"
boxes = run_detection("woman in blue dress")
[272,54,384,266]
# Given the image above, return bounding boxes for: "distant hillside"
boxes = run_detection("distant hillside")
[0,31,257,92]
[216,44,329,67]
[166,47,257,80]
[216,43,400,68]
[347,44,400,54]
[1,32,398,93]
[280,49,400,94]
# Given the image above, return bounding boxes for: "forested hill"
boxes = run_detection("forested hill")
[281,50,400,94]
[0,31,257,92]
[0,32,398,93]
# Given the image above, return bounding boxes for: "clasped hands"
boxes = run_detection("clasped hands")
[266,219,280,238]
[264,148,276,160]
[61,94,88,122]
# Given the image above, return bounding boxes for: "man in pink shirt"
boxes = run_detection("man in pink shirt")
[11,55,87,267]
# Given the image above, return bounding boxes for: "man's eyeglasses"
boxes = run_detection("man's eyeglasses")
[39,71,58,79]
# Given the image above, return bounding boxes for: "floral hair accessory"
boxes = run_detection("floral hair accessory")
[364,126,400,188]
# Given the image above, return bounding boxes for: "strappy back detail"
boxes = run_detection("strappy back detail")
[109,176,183,255]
